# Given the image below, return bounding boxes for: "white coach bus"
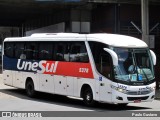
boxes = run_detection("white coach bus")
[3,33,156,106]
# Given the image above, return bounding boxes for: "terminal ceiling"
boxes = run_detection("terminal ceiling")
[0,0,160,26]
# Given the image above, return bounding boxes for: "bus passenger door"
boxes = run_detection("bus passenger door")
[99,54,112,102]
[54,75,67,95]
[99,77,112,102]
[39,74,54,93]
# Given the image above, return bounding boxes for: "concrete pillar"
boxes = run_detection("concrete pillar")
[141,0,149,45]
[114,4,120,34]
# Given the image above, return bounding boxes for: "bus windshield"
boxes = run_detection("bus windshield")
[111,47,155,84]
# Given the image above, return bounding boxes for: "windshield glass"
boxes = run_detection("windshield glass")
[111,47,154,84]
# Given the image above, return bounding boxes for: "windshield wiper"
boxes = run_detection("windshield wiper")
[139,66,149,82]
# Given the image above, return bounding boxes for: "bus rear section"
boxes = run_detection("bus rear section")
[2,34,96,106]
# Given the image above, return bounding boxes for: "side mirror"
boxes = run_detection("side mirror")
[150,50,156,65]
[103,48,118,66]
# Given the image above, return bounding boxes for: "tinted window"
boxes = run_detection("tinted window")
[70,42,89,62]
[4,42,14,58]
[55,42,69,61]
[4,41,89,64]
[15,43,25,59]
[89,42,112,78]
[89,42,108,63]
[25,42,38,60]
[39,43,53,60]
[100,54,112,78]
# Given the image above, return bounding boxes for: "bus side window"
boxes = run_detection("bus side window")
[100,54,111,78]
[4,42,14,58]
[55,42,69,62]
[15,43,25,59]
[70,42,89,63]
[39,42,53,60]
[25,42,38,60]
[89,42,112,79]
[55,44,64,61]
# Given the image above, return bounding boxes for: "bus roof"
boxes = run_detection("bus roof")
[4,33,148,48]
[87,34,148,48]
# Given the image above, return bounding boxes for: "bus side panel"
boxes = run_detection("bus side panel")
[3,70,13,86]
[54,75,67,95]
[67,76,74,96]
[39,74,54,94]
[73,77,78,97]
[13,71,24,88]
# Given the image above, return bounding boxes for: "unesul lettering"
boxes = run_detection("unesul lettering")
[17,59,58,73]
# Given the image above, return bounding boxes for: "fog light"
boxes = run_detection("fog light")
[151,95,155,99]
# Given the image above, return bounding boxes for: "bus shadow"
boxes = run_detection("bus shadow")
[0,88,152,111]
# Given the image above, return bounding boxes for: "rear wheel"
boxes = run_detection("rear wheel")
[25,80,36,97]
[83,87,95,106]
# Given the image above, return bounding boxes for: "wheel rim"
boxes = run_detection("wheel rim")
[86,93,91,102]
[84,89,93,104]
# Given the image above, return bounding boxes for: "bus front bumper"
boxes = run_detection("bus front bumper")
[111,90,155,104]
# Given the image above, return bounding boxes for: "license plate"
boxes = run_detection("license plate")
[134,99,141,103]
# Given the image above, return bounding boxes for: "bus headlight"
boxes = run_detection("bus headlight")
[150,86,156,91]
[117,88,128,94]
[146,86,156,92]
[111,85,128,94]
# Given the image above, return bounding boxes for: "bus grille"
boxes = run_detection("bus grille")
[127,90,151,95]
[127,96,149,101]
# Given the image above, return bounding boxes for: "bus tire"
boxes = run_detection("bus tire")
[25,79,36,98]
[82,87,95,106]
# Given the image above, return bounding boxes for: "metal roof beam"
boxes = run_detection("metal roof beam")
[88,0,160,4]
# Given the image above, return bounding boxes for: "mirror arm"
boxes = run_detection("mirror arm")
[103,48,118,66]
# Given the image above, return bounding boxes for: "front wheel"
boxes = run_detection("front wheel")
[83,87,95,106]
[25,80,36,97]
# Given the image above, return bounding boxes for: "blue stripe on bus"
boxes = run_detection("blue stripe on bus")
[3,56,18,70]
[3,56,39,72]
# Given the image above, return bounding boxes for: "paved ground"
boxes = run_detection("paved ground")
[155,89,160,99]
[0,74,160,110]
[0,74,160,119]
